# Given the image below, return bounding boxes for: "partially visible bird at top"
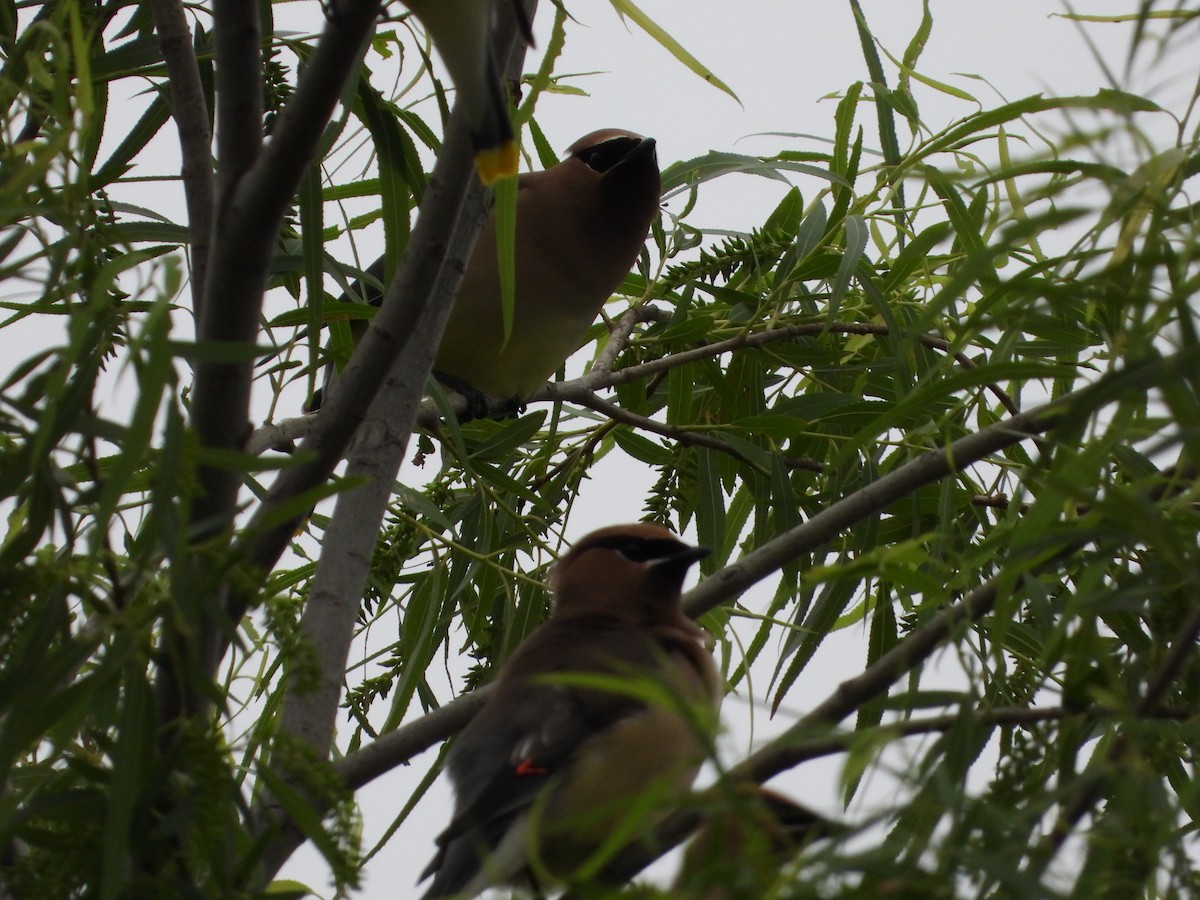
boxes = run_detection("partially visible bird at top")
[309,128,661,413]
[401,0,533,184]
[418,522,720,899]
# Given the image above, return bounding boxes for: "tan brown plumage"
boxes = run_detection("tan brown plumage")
[311,129,660,412]
[418,523,719,899]
[434,129,661,401]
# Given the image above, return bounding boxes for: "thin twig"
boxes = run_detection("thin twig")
[245,319,1013,457]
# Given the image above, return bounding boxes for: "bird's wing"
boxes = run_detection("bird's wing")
[420,620,660,887]
[447,623,654,821]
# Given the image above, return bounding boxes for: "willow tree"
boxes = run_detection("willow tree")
[1,0,1198,897]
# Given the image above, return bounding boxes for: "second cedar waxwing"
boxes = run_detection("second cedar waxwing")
[310,129,661,412]
[418,523,720,899]
[675,784,841,899]
[401,0,526,184]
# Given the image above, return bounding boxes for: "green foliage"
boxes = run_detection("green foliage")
[2,0,1200,897]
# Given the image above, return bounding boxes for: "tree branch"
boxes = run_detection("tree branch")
[162,1,386,729]
[339,689,493,792]
[211,0,261,203]
[248,0,539,881]
[245,317,1019,457]
[189,0,383,543]
[148,0,213,309]
[539,320,1022,404]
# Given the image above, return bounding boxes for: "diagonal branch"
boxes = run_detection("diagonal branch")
[540,320,1021,404]
[244,318,1023,456]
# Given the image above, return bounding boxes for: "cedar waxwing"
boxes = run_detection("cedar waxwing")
[436,128,661,402]
[309,129,661,411]
[674,784,841,899]
[402,0,527,184]
[418,523,720,899]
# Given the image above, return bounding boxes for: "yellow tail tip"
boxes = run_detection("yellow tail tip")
[474,141,519,185]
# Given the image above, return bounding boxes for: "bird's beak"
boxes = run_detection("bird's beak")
[651,543,710,571]
[621,136,657,167]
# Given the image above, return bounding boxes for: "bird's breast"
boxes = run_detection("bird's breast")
[531,701,707,875]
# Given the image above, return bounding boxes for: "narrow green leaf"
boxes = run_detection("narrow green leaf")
[494,174,518,345]
[607,0,738,101]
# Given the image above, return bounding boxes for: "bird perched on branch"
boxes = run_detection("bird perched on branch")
[401,0,533,184]
[436,128,661,403]
[418,523,720,899]
[309,129,661,412]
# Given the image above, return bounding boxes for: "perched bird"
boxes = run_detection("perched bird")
[402,0,530,184]
[436,128,661,402]
[675,783,842,899]
[310,128,661,411]
[419,523,720,899]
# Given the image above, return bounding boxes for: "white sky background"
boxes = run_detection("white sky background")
[269,2,1184,898]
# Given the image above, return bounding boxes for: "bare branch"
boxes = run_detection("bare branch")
[732,704,1194,766]
[592,303,666,374]
[683,415,1051,621]
[338,689,492,792]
